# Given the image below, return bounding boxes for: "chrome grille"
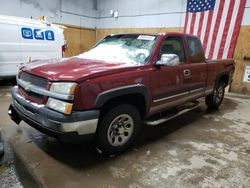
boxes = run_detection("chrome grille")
[18,71,48,102]
[19,87,44,100]
[19,71,48,88]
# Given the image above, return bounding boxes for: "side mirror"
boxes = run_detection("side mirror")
[155,54,180,66]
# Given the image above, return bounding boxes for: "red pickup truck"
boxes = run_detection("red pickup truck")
[8,32,234,154]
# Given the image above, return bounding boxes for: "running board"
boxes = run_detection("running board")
[144,102,200,126]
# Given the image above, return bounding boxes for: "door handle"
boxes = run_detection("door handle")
[183,69,191,77]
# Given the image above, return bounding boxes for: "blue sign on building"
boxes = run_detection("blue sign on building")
[21,28,33,39]
[34,29,44,40]
[21,28,55,41]
[45,30,55,41]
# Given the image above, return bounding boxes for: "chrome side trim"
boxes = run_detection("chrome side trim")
[153,88,204,103]
[153,91,189,103]
[17,78,74,101]
[189,88,204,94]
[145,102,200,126]
[150,92,203,115]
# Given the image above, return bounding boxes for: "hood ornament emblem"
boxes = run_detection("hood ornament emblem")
[24,82,31,92]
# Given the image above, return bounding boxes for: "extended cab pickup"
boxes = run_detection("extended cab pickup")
[8,32,234,154]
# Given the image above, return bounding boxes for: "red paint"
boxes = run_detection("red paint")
[208,0,225,59]
[227,0,246,59]
[218,0,235,59]
[202,10,214,54]
[197,12,204,38]
[190,13,196,35]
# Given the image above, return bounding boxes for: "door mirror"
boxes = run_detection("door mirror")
[155,54,180,66]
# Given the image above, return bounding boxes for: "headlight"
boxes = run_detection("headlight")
[46,98,73,114]
[50,82,77,95]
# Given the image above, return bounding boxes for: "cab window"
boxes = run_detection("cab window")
[159,36,185,63]
[186,36,204,63]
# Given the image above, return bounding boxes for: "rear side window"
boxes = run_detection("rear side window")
[186,37,204,63]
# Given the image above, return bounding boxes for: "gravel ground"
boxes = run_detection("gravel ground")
[0,80,23,188]
[0,132,23,188]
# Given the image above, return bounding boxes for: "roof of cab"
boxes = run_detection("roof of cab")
[157,32,198,38]
[108,32,198,38]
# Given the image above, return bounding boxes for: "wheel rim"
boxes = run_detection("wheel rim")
[215,85,224,104]
[107,114,134,147]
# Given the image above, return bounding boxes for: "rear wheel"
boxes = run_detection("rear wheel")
[206,81,225,109]
[96,104,141,155]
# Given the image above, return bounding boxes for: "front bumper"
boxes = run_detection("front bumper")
[9,86,100,142]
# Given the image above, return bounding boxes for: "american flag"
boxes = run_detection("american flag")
[184,0,246,60]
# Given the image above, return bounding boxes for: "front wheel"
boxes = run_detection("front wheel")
[206,81,225,109]
[96,104,141,155]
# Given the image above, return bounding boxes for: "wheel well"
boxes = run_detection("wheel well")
[100,93,147,119]
[218,74,229,86]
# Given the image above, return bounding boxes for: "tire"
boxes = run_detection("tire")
[96,104,141,155]
[205,81,225,109]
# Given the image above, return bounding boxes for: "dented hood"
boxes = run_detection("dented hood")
[20,57,140,82]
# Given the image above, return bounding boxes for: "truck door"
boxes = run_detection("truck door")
[150,35,188,115]
[182,36,207,98]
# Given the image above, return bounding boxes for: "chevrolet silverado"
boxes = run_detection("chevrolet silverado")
[8,32,234,154]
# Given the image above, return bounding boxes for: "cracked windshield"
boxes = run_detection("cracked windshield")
[78,34,157,65]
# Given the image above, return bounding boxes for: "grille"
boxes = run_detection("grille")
[20,87,44,100]
[19,71,48,88]
[19,71,48,102]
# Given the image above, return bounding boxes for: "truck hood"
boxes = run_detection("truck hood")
[21,57,141,82]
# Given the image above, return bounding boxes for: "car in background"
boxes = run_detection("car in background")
[0,15,66,78]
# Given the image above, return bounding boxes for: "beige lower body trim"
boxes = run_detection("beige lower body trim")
[62,119,98,135]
